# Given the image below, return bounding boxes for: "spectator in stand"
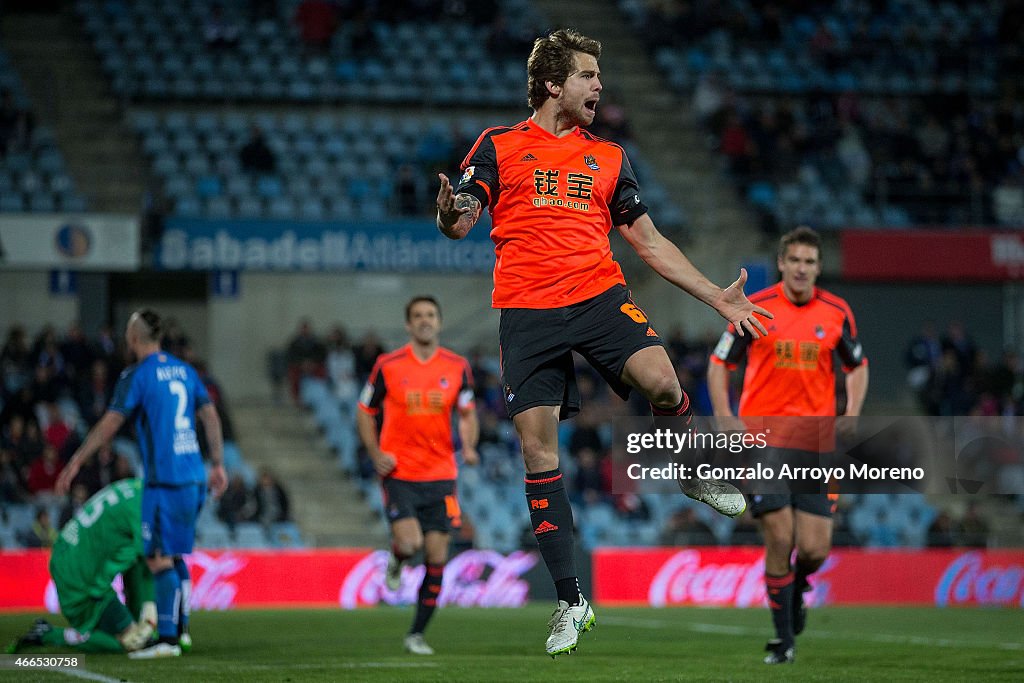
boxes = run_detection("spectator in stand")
[240,125,277,174]
[0,446,29,504]
[294,0,339,51]
[692,71,727,128]
[77,359,113,427]
[905,321,943,415]
[325,325,358,408]
[217,474,254,532]
[0,88,33,157]
[93,324,120,367]
[33,331,66,398]
[161,319,191,359]
[347,9,378,59]
[568,408,604,458]
[193,359,236,443]
[253,468,290,527]
[286,319,326,403]
[57,482,90,528]
[395,164,424,216]
[27,443,64,495]
[721,112,753,179]
[18,506,57,548]
[204,3,240,51]
[42,403,73,456]
[72,441,122,496]
[353,331,384,383]
[571,447,605,506]
[60,321,94,386]
[1,324,32,388]
[5,415,44,471]
[927,509,956,548]
[957,502,990,548]
[660,507,716,547]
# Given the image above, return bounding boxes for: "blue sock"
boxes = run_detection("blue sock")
[173,558,191,635]
[153,567,181,641]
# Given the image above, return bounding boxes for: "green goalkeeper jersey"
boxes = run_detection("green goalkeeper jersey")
[50,479,144,599]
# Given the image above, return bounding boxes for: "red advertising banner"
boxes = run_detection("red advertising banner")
[5,547,1021,611]
[593,547,1024,607]
[840,230,1024,282]
[0,548,538,613]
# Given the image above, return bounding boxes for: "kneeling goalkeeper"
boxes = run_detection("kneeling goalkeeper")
[8,479,157,654]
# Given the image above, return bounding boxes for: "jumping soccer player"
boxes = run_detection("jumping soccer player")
[436,28,772,656]
[357,296,479,656]
[708,226,868,664]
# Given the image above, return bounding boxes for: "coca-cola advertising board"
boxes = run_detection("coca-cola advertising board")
[594,548,1024,607]
[0,548,538,612]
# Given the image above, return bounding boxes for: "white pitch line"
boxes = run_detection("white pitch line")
[338,662,440,668]
[53,667,127,683]
[600,616,1024,651]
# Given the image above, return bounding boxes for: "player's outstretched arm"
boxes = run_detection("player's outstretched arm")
[56,410,126,494]
[436,173,482,240]
[618,214,772,338]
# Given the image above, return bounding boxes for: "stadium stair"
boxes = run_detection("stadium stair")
[529,0,767,331]
[1,7,145,211]
[231,398,386,549]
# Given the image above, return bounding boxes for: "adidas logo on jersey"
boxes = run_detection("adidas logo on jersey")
[520,153,538,162]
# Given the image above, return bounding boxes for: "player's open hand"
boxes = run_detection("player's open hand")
[371,451,397,477]
[436,174,469,218]
[716,268,773,338]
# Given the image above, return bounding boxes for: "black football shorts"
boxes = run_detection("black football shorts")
[498,284,664,420]
[381,478,460,533]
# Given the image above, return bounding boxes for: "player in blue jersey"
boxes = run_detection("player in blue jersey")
[58,309,227,659]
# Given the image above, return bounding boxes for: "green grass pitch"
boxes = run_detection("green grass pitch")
[2,606,1022,682]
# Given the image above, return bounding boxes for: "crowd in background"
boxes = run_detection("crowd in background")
[631,0,1024,231]
[0,319,273,548]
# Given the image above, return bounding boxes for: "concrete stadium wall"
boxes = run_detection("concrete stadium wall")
[208,272,497,399]
[1,271,79,337]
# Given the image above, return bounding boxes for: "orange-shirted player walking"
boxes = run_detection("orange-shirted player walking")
[435,28,773,657]
[356,296,479,656]
[708,226,869,665]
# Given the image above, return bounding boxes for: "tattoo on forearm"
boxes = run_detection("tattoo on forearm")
[438,193,482,239]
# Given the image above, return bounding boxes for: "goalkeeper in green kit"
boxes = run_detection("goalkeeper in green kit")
[7,479,158,654]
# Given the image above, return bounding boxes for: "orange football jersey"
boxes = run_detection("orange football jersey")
[456,119,649,309]
[710,282,867,451]
[358,345,475,481]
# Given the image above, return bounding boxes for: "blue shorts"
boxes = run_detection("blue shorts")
[142,483,205,557]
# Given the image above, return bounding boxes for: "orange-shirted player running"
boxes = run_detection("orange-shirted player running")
[356,296,479,656]
[435,28,773,657]
[708,226,869,665]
